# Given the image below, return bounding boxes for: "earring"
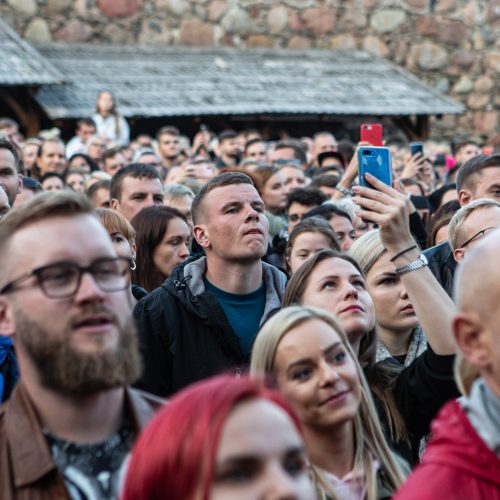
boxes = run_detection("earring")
[130,259,137,271]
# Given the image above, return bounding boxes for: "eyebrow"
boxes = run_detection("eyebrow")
[286,342,341,373]
[217,446,305,466]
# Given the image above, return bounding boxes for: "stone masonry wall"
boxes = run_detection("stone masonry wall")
[1,0,499,142]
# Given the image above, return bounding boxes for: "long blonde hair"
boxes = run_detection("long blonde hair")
[348,229,386,275]
[250,306,406,500]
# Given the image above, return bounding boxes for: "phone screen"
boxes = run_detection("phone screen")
[410,142,424,157]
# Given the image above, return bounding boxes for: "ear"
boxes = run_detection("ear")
[453,248,465,263]
[110,198,119,211]
[193,224,210,249]
[131,240,137,260]
[0,297,16,338]
[458,189,472,207]
[17,173,23,194]
[453,313,490,370]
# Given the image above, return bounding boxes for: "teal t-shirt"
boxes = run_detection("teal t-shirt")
[204,278,266,356]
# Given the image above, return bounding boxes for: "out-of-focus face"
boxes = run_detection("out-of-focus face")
[365,251,418,335]
[211,398,315,500]
[195,184,269,262]
[22,143,39,170]
[97,91,114,115]
[92,187,110,208]
[66,173,86,193]
[159,133,180,160]
[440,189,458,207]
[103,152,126,177]
[353,215,371,239]
[182,160,215,184]
[274,319,361,430]
[164,194,193,227]
[287,202,317,233]
[282,166,306,194]
[455,143,480,164]
[112,176,164,222]
[87,138,107,163]
[0,186,10,220]
[0,147,22,205]
[269,147,296,164]
[220,138,240,158]
[78,124,96,143]
[37,141,66,176]
[314,134,337,158]
[300,257,376,349]
[153,217,191,278]
[245,141,267,162]
[262,172,287,214]
[42,176,64,192]
[329,215,355,252]
[69,156,92,173]
[288,232,334,275]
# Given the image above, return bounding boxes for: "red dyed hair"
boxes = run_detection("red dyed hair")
[122,375,301,500]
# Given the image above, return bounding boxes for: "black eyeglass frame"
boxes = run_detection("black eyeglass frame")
[0,256,132,298]
[459,226,498,249]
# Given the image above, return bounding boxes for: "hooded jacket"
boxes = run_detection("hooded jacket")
[133,257,286,397]
[394,398,500,499]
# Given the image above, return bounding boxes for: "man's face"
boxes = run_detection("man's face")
[287,202,316,233]
[165,194,193,227]
[453,207,500,263]
[245,141,267,162]
[220,138,240,158]
[78,124,96,143]
[0,186,10,220]
[93,187,110,208]
[0,147,22,205]
[86,138,107,162]
[269,147,296,164]
[314,134,337,158]
[329,215,356,251]
[195,184,269,262]
[456,144,480,164]
[104,152,126,176]
[112,176,164,221]
[37,141,66,175]
[159,133,180,160]
[468,167,500,204]
[0,215,139,395]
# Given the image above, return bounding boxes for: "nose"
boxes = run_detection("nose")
[179,242,190,258]
[74,271,106,304]
[400,285,409,300]
[318,358,341,386]
[341,280,358,300]
[245,205,261,221]
[264,462,300,500]
[341,235,353,252]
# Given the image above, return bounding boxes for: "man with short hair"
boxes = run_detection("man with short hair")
[134,172,286,396]
[425,154,500,295]
[102,146,127,176]
[303,204,356,251]
[453,139,481,166]
[35,138,66,177]
[395,229,500,499]
[215,130,240,168]
[244,138,268,163]
[269,140,308,170]
[309,174,341,199]
[110,163,164,221]
[86,179,111,208]
[448,199,500,263]
[0,138,22,206]
[164,183,195,226]
[66,118,97,159]
[286,187,327,234]
[0,191,160,498]
[157,126,181,169]
[312,131,338,164]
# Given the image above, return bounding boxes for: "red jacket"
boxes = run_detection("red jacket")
[395,400,500,500]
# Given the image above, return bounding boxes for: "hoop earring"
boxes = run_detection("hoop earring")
[130,259,136,271]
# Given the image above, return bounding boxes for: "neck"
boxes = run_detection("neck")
[304,421,355,479]
[222,154,237,166]
[377,326,413,356]
[22,366,125,444]
[205,257,263,294]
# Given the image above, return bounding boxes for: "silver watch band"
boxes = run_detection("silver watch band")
[395,253,428,276]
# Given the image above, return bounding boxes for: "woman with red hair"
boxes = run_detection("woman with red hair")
[122,375,315,500]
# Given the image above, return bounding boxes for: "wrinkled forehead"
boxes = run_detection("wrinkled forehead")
[206,183,261,206]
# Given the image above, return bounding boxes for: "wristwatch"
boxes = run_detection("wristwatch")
[335,185,353,197]
[395,253,428,276]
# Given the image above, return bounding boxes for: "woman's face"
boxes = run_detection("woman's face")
[365,251,418,335]
[274,319,361,431]
[23,143,39,169]
[110,232,135,260]
[262,172,287,214]
[97,91,114,114]
[69,156,91,174]
[153,217,191,277]
[211,399,315,500]
[42,176,64,192]
[300,257,375,347]
[66,173,86,193]
[288,232,334,275]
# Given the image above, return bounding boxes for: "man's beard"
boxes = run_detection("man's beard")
[14,307,142,397]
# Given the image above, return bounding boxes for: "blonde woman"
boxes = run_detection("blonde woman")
[251,306,407,500]
[349,230,427,367]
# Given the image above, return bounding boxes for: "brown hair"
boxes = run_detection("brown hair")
[95,207,136,246]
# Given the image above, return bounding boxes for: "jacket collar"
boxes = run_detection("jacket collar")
[5,383,156,488]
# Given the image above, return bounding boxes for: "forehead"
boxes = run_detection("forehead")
[367,251,394,277]
[330,215,353,230]
[294,231,331,248]
[0,148,16,167]
[42,142,64,154]
[475,167,500,186]
[289,202,313,213]
[463,206,500,232]
[282,166,303,177]
[310,257,361,281]
[122,176,163,194]
[205,183,261,208]
[7,215,115,272]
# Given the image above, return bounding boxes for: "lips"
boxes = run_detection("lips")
[401,304,415,313]
[244,228,264,236]
[72,313,115,330]
[319,390,351,406]
[340,304,364,313]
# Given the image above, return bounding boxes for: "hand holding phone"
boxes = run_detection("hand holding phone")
[358,146,393,189]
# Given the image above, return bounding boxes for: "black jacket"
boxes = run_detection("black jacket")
[133,257,286,397]
[423,241,456,297]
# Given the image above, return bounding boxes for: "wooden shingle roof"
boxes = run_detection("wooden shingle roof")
[0,20,62,86]
[34,43,464,119]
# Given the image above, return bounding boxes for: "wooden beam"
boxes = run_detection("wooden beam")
[0,88,41,136]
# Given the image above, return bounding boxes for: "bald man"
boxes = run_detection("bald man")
[395,229,500,499]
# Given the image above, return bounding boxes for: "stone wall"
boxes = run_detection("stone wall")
[2,0,499,141]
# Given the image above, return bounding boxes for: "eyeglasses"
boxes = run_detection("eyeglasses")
[459,226,498,249]
[288,214,304,222]
[273,159,302,166]
[0,257,132,299]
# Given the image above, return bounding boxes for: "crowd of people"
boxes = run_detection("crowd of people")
[0,89,499,499]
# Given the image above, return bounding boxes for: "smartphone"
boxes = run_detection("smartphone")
[410,142,424,157]
[360,124,383,147]
[358,146,392,189]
